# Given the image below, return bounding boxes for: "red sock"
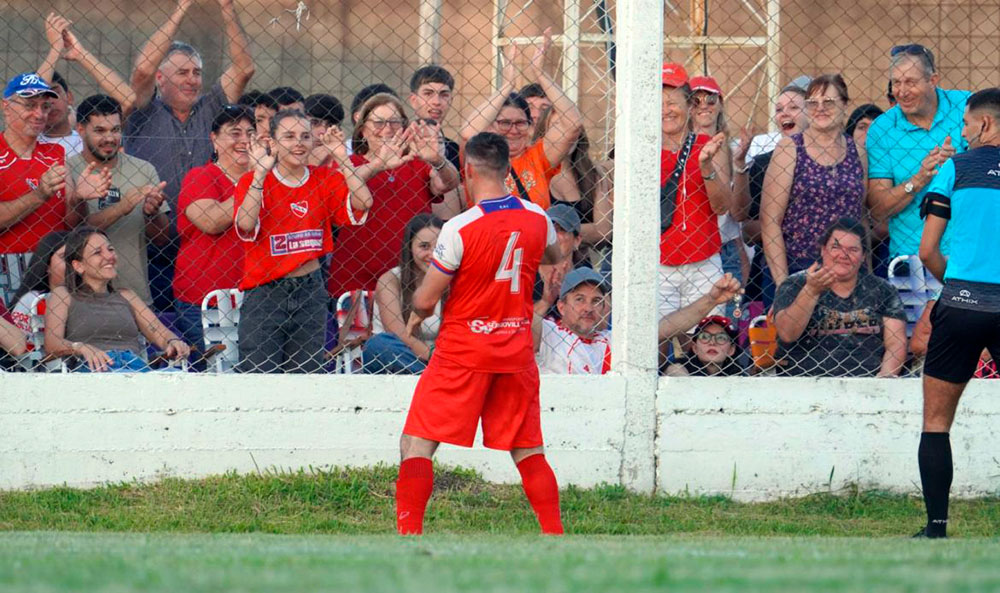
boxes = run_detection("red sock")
[396,457,434,535]
[517,454,564,535]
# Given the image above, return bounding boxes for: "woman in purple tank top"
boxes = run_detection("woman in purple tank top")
[761,74,868,287]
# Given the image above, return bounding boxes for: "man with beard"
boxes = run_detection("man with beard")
[534,267,611,375]
[69,94,169,305]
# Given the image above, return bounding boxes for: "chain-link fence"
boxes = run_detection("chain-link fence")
[0,0,996,378]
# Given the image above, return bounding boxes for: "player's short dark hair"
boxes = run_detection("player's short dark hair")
[465,132,510,174]
[238,90,263,107]
[76,94,122,125]
[269,86,305,108]
[501,92,533,123]
[50,71,69,94]
[818,217,867,251]
[212,104,254,133]
[410,66,454,92]
[305,93,345,127]
[269,108,309,139]
[518,83,546,100]
[967,88,1000,118]
[350,83,398,118]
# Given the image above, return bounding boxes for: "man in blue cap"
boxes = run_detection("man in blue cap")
[0,73,110,255]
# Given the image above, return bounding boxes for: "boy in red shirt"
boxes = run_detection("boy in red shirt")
[395,132,565,535]
[234,110,372,373]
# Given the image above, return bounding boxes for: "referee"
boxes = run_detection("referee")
[916,87,1000,539]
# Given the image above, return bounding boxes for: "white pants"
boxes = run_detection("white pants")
[657,254,724,318]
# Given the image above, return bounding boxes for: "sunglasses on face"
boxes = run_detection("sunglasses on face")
[691,95,720,108]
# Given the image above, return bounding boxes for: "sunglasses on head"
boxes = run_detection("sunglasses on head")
[890,44,935,70]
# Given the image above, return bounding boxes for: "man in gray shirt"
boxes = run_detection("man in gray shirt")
[123,0,254,308]
[71,95,169,305]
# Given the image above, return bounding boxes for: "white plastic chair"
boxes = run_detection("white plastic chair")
[200,288,244,373]
[333,290,372,374]
[887,255,942,335]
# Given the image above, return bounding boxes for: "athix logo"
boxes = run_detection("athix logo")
[290,201,308,218]
[952,288,979,305]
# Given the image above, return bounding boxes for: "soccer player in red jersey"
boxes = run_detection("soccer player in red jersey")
[395,132,566,535]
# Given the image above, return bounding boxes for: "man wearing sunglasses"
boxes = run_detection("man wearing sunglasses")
[867,44,970,259]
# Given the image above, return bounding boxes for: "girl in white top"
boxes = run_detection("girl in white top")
[363,213,444,373]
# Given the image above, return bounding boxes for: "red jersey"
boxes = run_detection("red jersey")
[659,134,722,266]
[431,195,557,372]
[234,166,367,290]
[174,163,246,304]
[326,155,439,295]
[0,136,67,253]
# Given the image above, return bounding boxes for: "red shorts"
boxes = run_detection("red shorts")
[403,355,543,451]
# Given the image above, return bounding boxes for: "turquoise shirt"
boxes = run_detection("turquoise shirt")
[923,147,1000,285]
[866,87,971,256]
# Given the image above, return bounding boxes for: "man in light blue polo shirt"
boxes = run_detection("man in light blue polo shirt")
[866,44,970,257]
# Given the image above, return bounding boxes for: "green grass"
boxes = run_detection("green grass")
[2,465,1000,537]
[2,532,1000,592]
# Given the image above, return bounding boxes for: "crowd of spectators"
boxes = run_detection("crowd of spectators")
[0,1,994,379]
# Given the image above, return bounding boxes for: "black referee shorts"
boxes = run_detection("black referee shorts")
[924,301,1000,384]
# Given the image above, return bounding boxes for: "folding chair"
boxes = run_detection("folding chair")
[200,288,244,373]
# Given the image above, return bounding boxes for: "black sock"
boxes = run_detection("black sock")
[918,432,952,537]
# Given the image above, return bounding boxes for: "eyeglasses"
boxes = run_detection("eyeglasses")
[367,118,405,131]
[805,97,843,112]
[494,119,531,132]
[8,98,52,113]
[890,44,935,71]
[691,95,720,107]
[696,332,732,345]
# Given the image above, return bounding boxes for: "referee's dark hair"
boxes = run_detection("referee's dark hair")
[465,132,510,176]
[818,217,867,251]
[967,87,1000,117]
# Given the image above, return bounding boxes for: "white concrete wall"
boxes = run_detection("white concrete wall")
[657,377,1000,501]
[0,374,626,491]
[3,374,999,500]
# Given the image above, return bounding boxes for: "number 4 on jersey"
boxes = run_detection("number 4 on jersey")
[495,232,523,293]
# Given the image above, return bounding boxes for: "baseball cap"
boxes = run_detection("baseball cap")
[560,267,607,300]
[3,72,58,100]
[782,75,812,94]
[547,203,581,235]
[689,76,723,98]
[695,315,738,340]
[661,62,689,88]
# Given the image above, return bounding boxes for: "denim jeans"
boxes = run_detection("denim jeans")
[236,269,328,374]
[174,299,206,371]
[362,332,427,374]
[75,349,150,373]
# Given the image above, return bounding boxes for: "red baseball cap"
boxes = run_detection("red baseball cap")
[689,76,723,98]
[695,315,738,340]
[661,62,689,88]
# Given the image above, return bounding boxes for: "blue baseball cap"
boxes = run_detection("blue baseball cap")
[3,73,58,100]
[547,203,581,235]
[559,267,607,299]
